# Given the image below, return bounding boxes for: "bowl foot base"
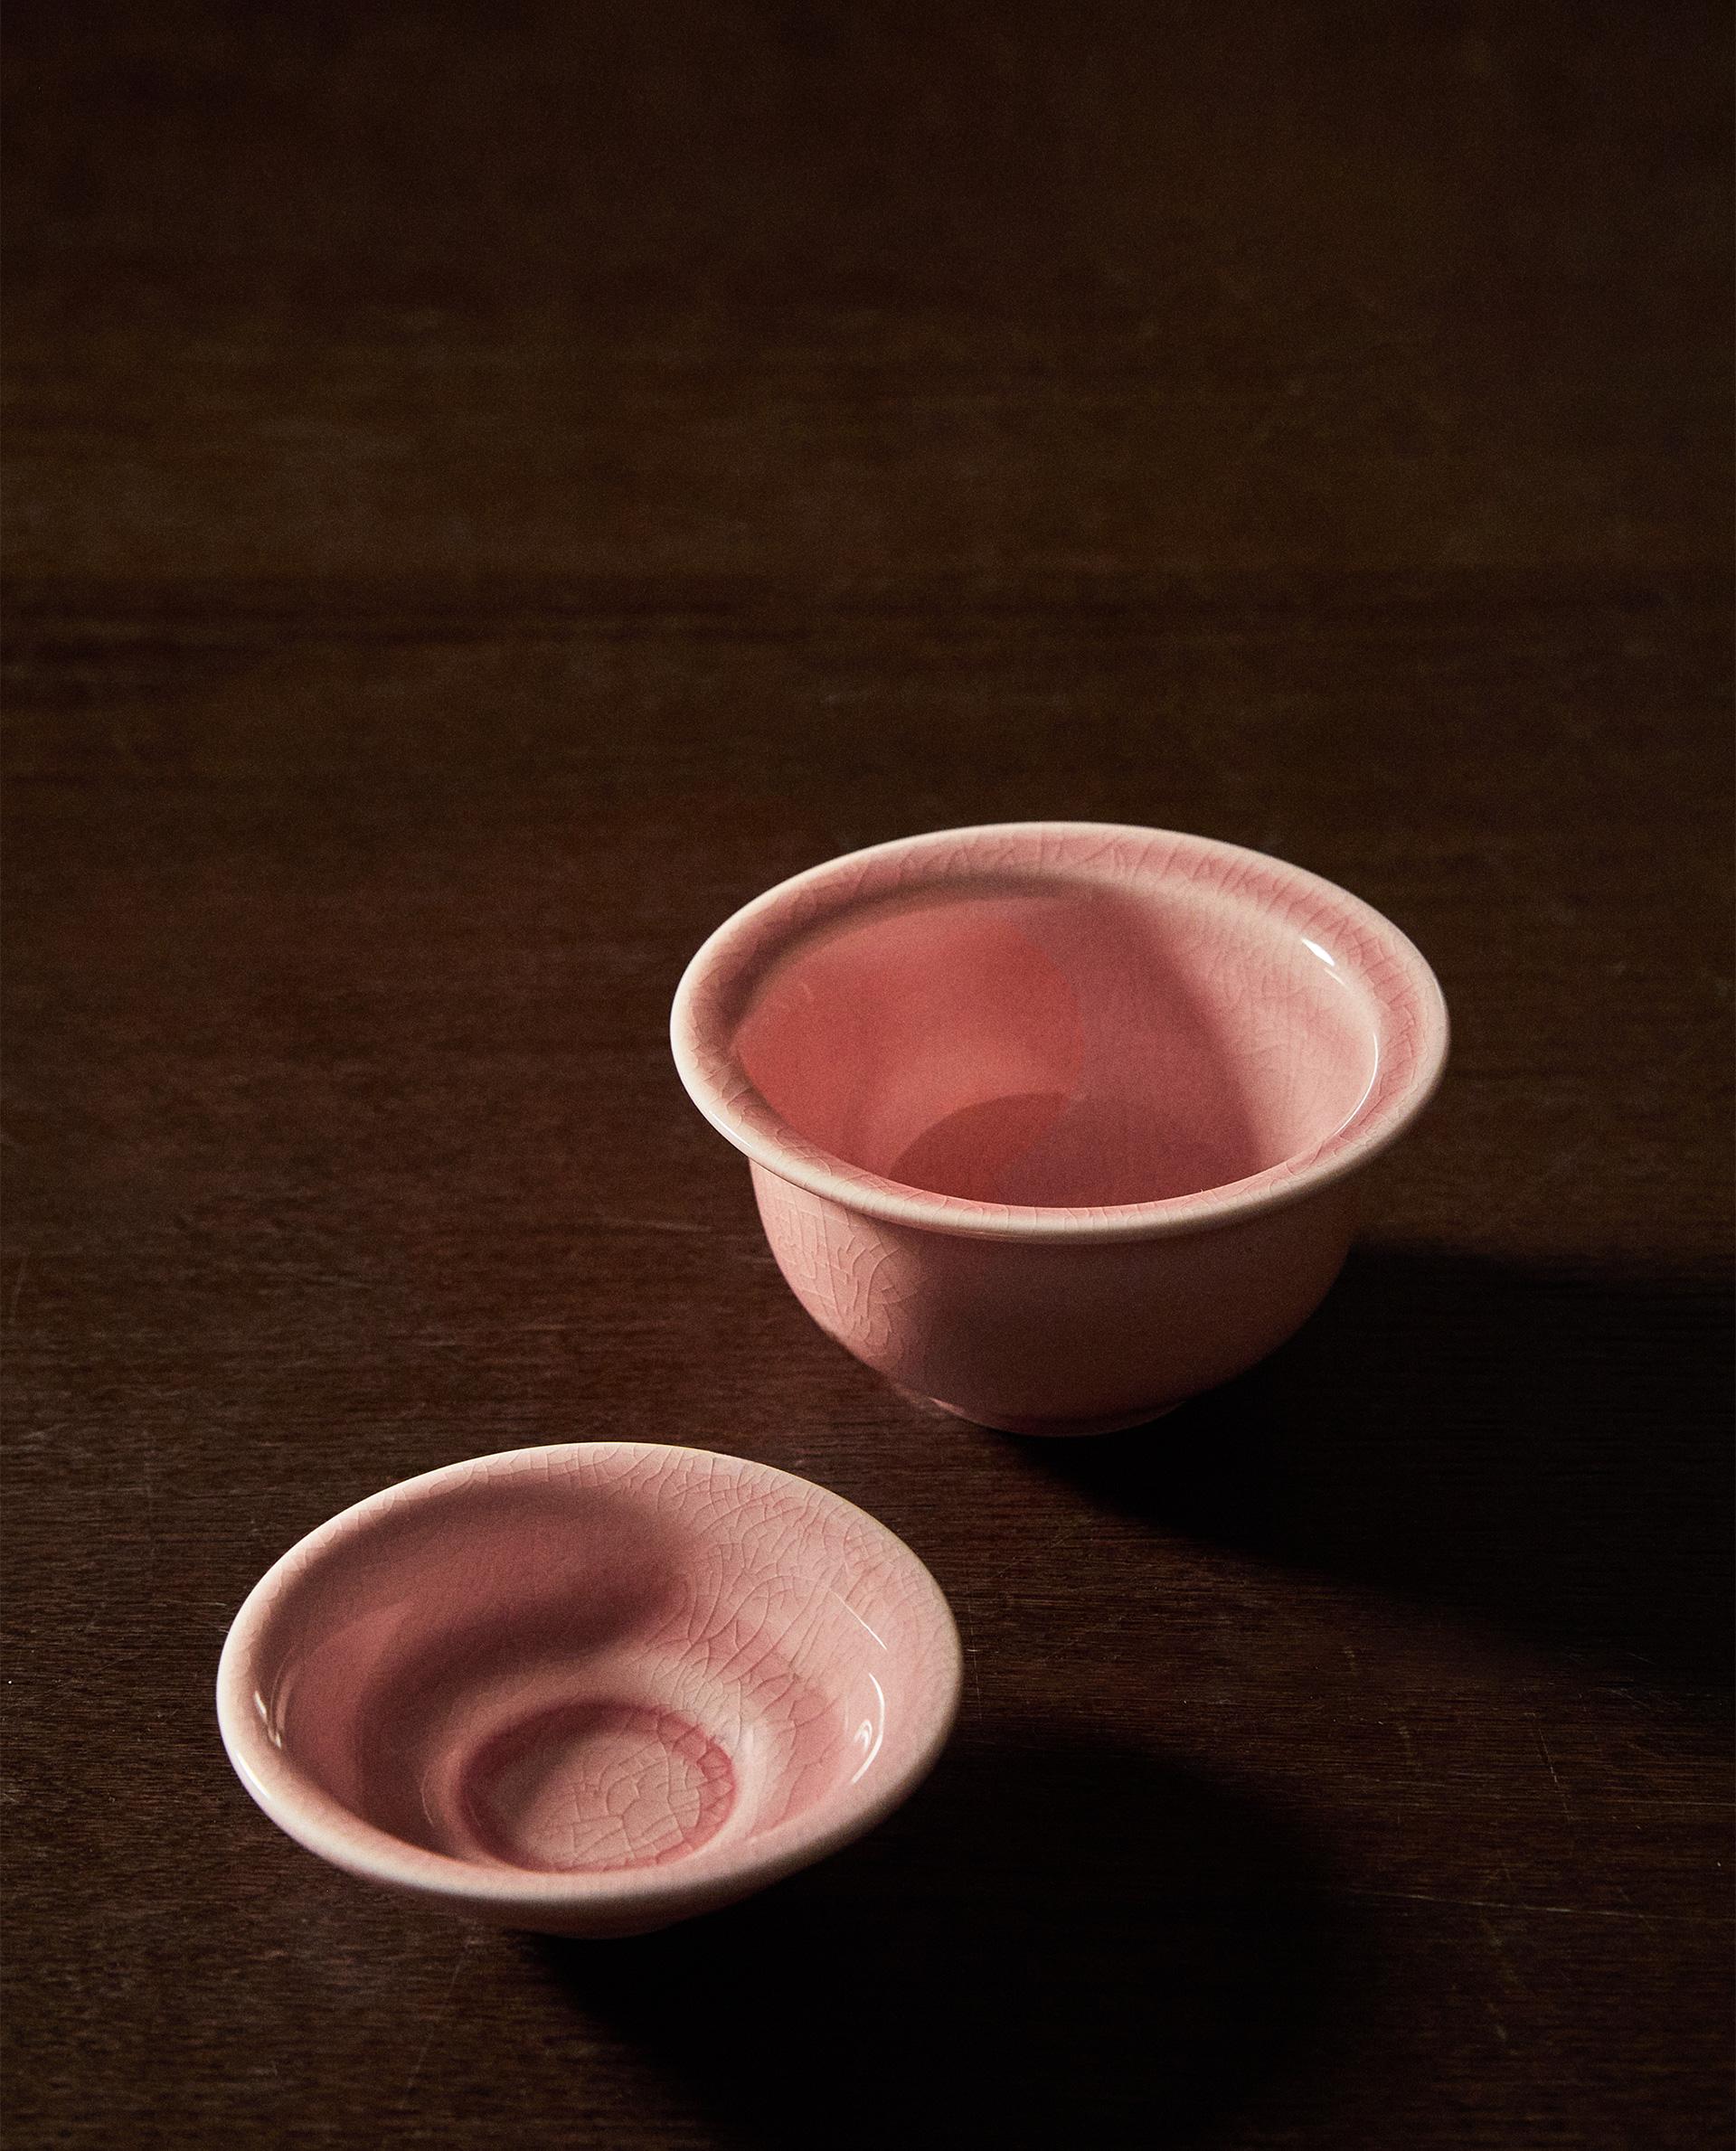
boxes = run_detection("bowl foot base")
[929,1398,1181,1438]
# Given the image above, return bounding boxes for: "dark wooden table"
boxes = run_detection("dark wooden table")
[5,5,1731,2146]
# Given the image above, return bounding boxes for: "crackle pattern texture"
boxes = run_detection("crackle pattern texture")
[218,1444,961,1930]
[674,823,1440,1428]
[673,824,1446,1242]
[6,2,1731,2146]
[462,1703,738,1873]
[750,1163,1360,1431]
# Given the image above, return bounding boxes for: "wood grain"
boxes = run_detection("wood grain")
[4,5,1731,2146]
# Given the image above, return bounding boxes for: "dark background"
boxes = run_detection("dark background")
[5,4,1731,2146]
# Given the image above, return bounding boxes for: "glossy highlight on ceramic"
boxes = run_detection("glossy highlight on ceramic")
[672,822,1448,1433]
[216,1444,962,1936]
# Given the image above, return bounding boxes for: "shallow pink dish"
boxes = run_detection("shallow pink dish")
[672,822,1449,1435]
[216,1443,962,1937]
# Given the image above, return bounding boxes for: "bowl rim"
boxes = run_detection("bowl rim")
[216,1441,964,1920]
[670,820,1450,1243]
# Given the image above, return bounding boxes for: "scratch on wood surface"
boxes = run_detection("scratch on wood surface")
[1340,1887,1727,1923]
[975,1514,1092,1592]
[402,1938,478,2097]
[586,1212,714,1236]
[958,1592,986,1712]
[8,1254,28,1325]
[141,1439,157,1586]
[1533,1721,1574,1824]
[1475,1135,1599,1234]
[1475,1032,1711,1239]
[1479,1910,1527,2004]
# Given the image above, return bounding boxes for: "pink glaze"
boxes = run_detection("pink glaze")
[216,1444,962,1936]
[672,823,1448,1433]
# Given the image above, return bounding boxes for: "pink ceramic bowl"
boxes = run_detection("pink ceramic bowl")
[672,822,1448,1435]
[216,1443,961,1937]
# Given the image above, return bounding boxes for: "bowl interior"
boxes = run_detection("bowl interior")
[242,1450,948,1882]
[731,873,1381,1208]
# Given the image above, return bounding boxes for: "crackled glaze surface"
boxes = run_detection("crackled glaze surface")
[734,875,1373,1208]
[751,1164,1361,1433]
[216,1445,961,1935]
[673,824,1448,1430]
[675,824,1445,1241]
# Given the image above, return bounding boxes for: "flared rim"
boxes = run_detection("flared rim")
[670,821,1449,1243]
[216,1442,963,1920]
